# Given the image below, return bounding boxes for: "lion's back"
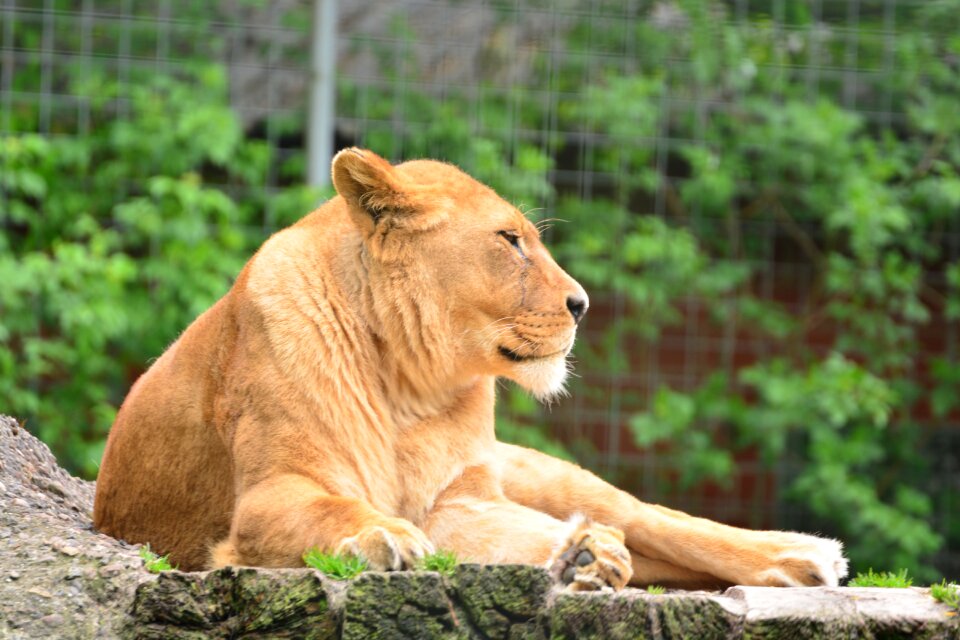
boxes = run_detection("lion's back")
[93,295,238,570]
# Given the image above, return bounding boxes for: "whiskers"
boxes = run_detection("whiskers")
[515,205,568,236]
[473,316,517,353]
[480,314,578,359]
[533,217,567,235]
[470,315,577,404]
[518,205,544,219]
[517,337,539,355]
[483,320,551,358]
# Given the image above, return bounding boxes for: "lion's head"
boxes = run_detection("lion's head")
[331,148,587,402]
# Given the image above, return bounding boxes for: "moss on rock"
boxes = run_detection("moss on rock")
[342,572,461,639]
[452,564,551,638]
[129,567,337,639]
[549,591,743,640]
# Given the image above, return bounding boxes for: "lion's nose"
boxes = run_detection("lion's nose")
[566,294,588,324]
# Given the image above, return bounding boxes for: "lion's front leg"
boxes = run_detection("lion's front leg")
[211,473,434,570]
[424,465,632,591]
[497,442,848,588]
[546,515,633,591]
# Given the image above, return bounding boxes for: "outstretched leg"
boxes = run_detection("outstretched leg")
[424,465,633,591]
[497,442,848,588]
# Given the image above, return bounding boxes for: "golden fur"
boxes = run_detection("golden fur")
[94,148,848,589]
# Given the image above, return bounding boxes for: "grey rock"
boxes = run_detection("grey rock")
[39,613,64,627]
[1,413,959,639]
[0,415,150,638]
[54,542,81,557]
[99,562,126,577]
[63,566,86,580]
[727,585,960,639]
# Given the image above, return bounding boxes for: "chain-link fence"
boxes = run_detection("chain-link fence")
[2,0,957,578]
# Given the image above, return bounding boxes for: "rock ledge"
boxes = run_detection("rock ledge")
[1,415,957,639]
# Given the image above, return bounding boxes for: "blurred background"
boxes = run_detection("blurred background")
[1,0,958,581]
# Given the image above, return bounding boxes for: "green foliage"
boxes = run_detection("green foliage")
[302,549,369,580]
[930,580,960,611]
[496,385,574,461]
[0,63,326,477]
[139,545,175,573]
[629,378,735,488]
[849,568,914,588]
[645,585,667,595]
[538,2,957,580]
[417,550,460,576]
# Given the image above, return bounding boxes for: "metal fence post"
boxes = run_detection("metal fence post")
[307,0,338,189]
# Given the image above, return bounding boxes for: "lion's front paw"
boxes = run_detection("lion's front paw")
[548,516,633,592]
[336,519,435,571]
[748,532,849,587]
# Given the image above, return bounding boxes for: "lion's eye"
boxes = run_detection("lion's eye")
[498,230,522,252]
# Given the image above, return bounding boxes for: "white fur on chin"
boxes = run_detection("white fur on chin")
[514,355,571,403]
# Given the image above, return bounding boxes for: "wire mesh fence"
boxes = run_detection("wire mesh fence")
[2,0,957,577]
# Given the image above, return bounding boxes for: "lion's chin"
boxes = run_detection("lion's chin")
[510,355,570,403]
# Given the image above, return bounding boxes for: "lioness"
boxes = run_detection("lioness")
[94,148,847,590]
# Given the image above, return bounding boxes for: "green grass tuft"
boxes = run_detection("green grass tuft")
[848,568,913,588]
[302,548,368,580]
[417,550,459,576]
[646,585,667,595]
[139,544,175,573]
[930,580,959,611]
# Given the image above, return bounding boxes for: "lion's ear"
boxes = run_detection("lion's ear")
[331,148,414,228]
